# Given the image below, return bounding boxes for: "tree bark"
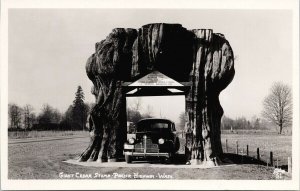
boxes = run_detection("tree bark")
[78,24,235,165]
[78,28,137,162]
[185,30,234,165]
[279,124,283,134]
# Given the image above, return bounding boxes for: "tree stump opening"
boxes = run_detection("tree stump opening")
[78,23,235,166]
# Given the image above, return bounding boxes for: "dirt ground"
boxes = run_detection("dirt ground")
[8,133,291,180]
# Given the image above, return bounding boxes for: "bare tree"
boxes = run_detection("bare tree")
[8,103,23,129]
[143,105,153,118]
[132,98,141,111]
[262,82,292,134]
[23,104,35,130]
[178,112,186,131]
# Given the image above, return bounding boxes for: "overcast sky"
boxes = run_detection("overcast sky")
[8,9,293,121]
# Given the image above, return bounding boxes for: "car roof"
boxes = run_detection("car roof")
[137,118,174,124]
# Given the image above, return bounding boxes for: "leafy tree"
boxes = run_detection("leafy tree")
[70,86,89,130]
[127,108,142,124]
[221,115,234,130]
[262,82,292,134]
[222,115,254,130]
[59,105,72,130]
[8,103,23,129]
[254,118,260,130]
[234,117,247,129]
[72,86,87,130]
[38,104,61,124]
[73,86,85,107]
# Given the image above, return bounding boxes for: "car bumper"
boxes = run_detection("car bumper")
[124,151,169,157]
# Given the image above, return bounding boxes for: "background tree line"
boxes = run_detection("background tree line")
[8,86,91,131]
[9,82,292,134]
[178,82,292,134]
[177,112,270,132]
[126,98,154,124]
[220,115,270,130]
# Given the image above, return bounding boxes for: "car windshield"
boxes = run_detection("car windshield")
[136,121,170,133]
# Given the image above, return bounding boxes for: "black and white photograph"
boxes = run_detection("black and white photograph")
[1,0,299,190]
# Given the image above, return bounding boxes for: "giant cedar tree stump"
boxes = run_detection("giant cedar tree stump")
[78,23,235,165]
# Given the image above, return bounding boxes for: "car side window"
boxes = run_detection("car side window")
[171,123,175,131]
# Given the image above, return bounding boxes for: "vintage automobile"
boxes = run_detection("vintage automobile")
[124,118,180,163]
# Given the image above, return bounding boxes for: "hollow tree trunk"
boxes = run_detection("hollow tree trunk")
[78,24,234,165]
[78,29,137,162]
[185,30,235,165]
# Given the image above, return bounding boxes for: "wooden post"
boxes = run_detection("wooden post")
[276,158,278,168]
[236,140,238,154]
[288,157,292,173]
[246,145,249,156]
[257,148,260,160]
[270,151,273,166]
[225,139,228,153]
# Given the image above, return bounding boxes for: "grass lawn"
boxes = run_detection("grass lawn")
[8,130,88,139]
[221,130,292,167]
[7,129,292,180]
[8,136,278,180]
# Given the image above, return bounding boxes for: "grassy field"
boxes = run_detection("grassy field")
[221,130,292,167]
[8,130,88,139]
[7,130,292,180]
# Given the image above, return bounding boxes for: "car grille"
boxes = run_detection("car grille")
[134,138,159,153]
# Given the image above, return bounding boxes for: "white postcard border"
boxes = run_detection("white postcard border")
[1,0,299,190]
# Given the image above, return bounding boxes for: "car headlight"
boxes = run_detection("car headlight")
[158,138,165,144]
[128,138,135,144]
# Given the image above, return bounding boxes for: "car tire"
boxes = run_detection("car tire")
[174,137,180,152]
[160,157,167,164]
[125,155,132,163]
[164,157,172,164]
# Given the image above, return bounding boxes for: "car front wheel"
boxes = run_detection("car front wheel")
[161,154,174,164]
[125,155,132,163]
